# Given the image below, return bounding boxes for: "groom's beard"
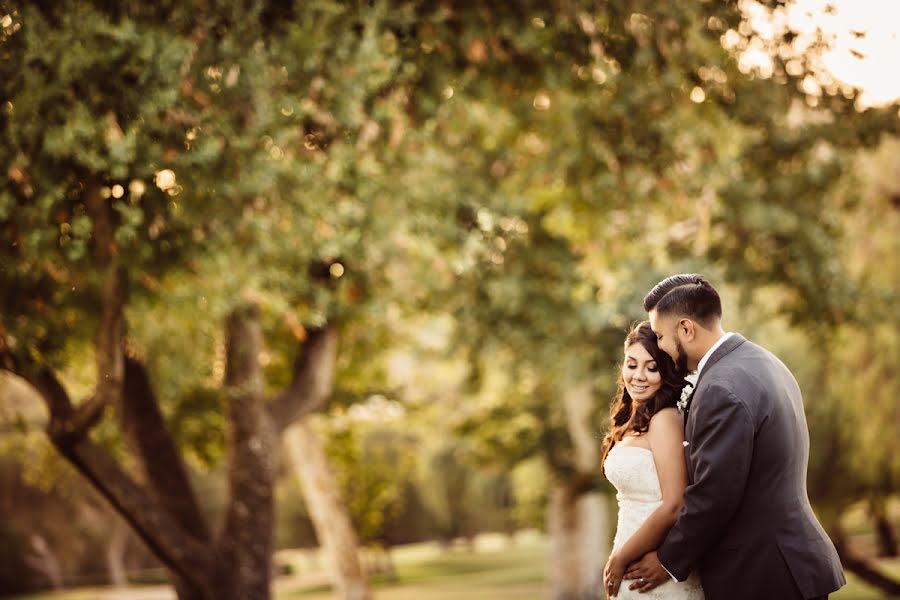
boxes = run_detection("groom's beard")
[674,339,690,376]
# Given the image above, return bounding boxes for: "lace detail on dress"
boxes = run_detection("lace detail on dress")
[605,445,705,600]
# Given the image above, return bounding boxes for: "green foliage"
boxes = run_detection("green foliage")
[2,0,460,465]
[509,458,551,531]
[274,472,318,550]
[802,139,900,522]
[325,420,419,546]
[402,0,900,503]
[416,441,482,541]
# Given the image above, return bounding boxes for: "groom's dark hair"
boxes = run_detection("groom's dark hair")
[643,274,722,327]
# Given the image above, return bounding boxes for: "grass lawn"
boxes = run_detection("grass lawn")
[275,531,547,600]
[9,532,900,600]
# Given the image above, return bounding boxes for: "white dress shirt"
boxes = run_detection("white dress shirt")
[696,332,733,377]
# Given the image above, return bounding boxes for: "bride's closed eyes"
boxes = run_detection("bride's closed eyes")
[626,362,658,372]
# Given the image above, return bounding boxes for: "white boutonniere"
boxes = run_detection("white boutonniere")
[678,374,698,413]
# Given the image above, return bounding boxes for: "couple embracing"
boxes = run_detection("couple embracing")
[600,275,845,600]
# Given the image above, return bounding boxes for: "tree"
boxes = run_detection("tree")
[0,1,394,597]
[284,418,370,600]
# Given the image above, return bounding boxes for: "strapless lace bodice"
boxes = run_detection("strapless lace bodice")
[604,444,704,599]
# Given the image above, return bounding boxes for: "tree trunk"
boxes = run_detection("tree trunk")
[218,306,277,600]
[373,547,396,581]
[25,534,64,590]
[576,492,607,593]
[545,378,609,600]
[172,576,207,600]
[285,418,371,600]
[106,518,129,587]
[547,483,592,600]
[870,498,898,557]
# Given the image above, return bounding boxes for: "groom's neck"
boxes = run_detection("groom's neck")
[691,324,726,367]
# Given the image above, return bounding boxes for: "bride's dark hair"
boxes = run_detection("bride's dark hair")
[601,321,686,472]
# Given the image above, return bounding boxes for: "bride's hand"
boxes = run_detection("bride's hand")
[603,552,626,597]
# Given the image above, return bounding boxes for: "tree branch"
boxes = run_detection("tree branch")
[84,176,116,264]
[0,357,211,588]
[268,326,339,432]
[68,264,129,433]
[54,432,212,588]
[0,353,76,439]
[77,177,127,431]
[94,266,126,401]
[119,357,212,542]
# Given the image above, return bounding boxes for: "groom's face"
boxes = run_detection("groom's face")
[648,309,690,376]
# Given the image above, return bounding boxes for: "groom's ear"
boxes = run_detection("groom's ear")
[678,319,696,340]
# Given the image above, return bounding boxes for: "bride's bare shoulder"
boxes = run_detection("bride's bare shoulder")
[647,408,686,455]
[647,408,683,433]
[650,406,681,421]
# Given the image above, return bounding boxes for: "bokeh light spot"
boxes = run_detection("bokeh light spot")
[155,169,177,191]
[129,180,146,198]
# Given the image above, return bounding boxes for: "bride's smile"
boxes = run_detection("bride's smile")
[623,343,662,401]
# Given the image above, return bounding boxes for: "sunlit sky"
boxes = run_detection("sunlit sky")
[802,0,900,106]
[745,0,900,107]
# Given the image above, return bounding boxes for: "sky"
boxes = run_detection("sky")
[744,0,900,107]
[802,0,900,106]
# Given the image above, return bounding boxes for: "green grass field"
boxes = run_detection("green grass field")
[10,531,900,600]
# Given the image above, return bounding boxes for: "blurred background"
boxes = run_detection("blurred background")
[1,0,898,599]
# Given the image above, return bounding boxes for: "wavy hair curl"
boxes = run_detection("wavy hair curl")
[601,321,686,472]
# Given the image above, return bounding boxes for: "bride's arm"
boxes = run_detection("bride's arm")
[604,408,686,595]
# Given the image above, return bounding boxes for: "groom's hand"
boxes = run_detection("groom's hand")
[623,551,669,593]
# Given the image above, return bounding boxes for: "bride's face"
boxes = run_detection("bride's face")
[622,342,662,402]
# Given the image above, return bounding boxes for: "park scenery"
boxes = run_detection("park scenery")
[1,1,899,599]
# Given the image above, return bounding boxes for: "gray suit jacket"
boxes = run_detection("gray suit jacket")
[656,335,845,600]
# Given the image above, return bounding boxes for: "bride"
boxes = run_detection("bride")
[601,321,704,599]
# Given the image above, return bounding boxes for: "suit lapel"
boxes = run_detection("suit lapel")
[684,334,747,431]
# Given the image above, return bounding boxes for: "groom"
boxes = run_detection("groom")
[623,274,845,600]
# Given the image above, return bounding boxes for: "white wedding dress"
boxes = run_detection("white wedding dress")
[605,445,705,599]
